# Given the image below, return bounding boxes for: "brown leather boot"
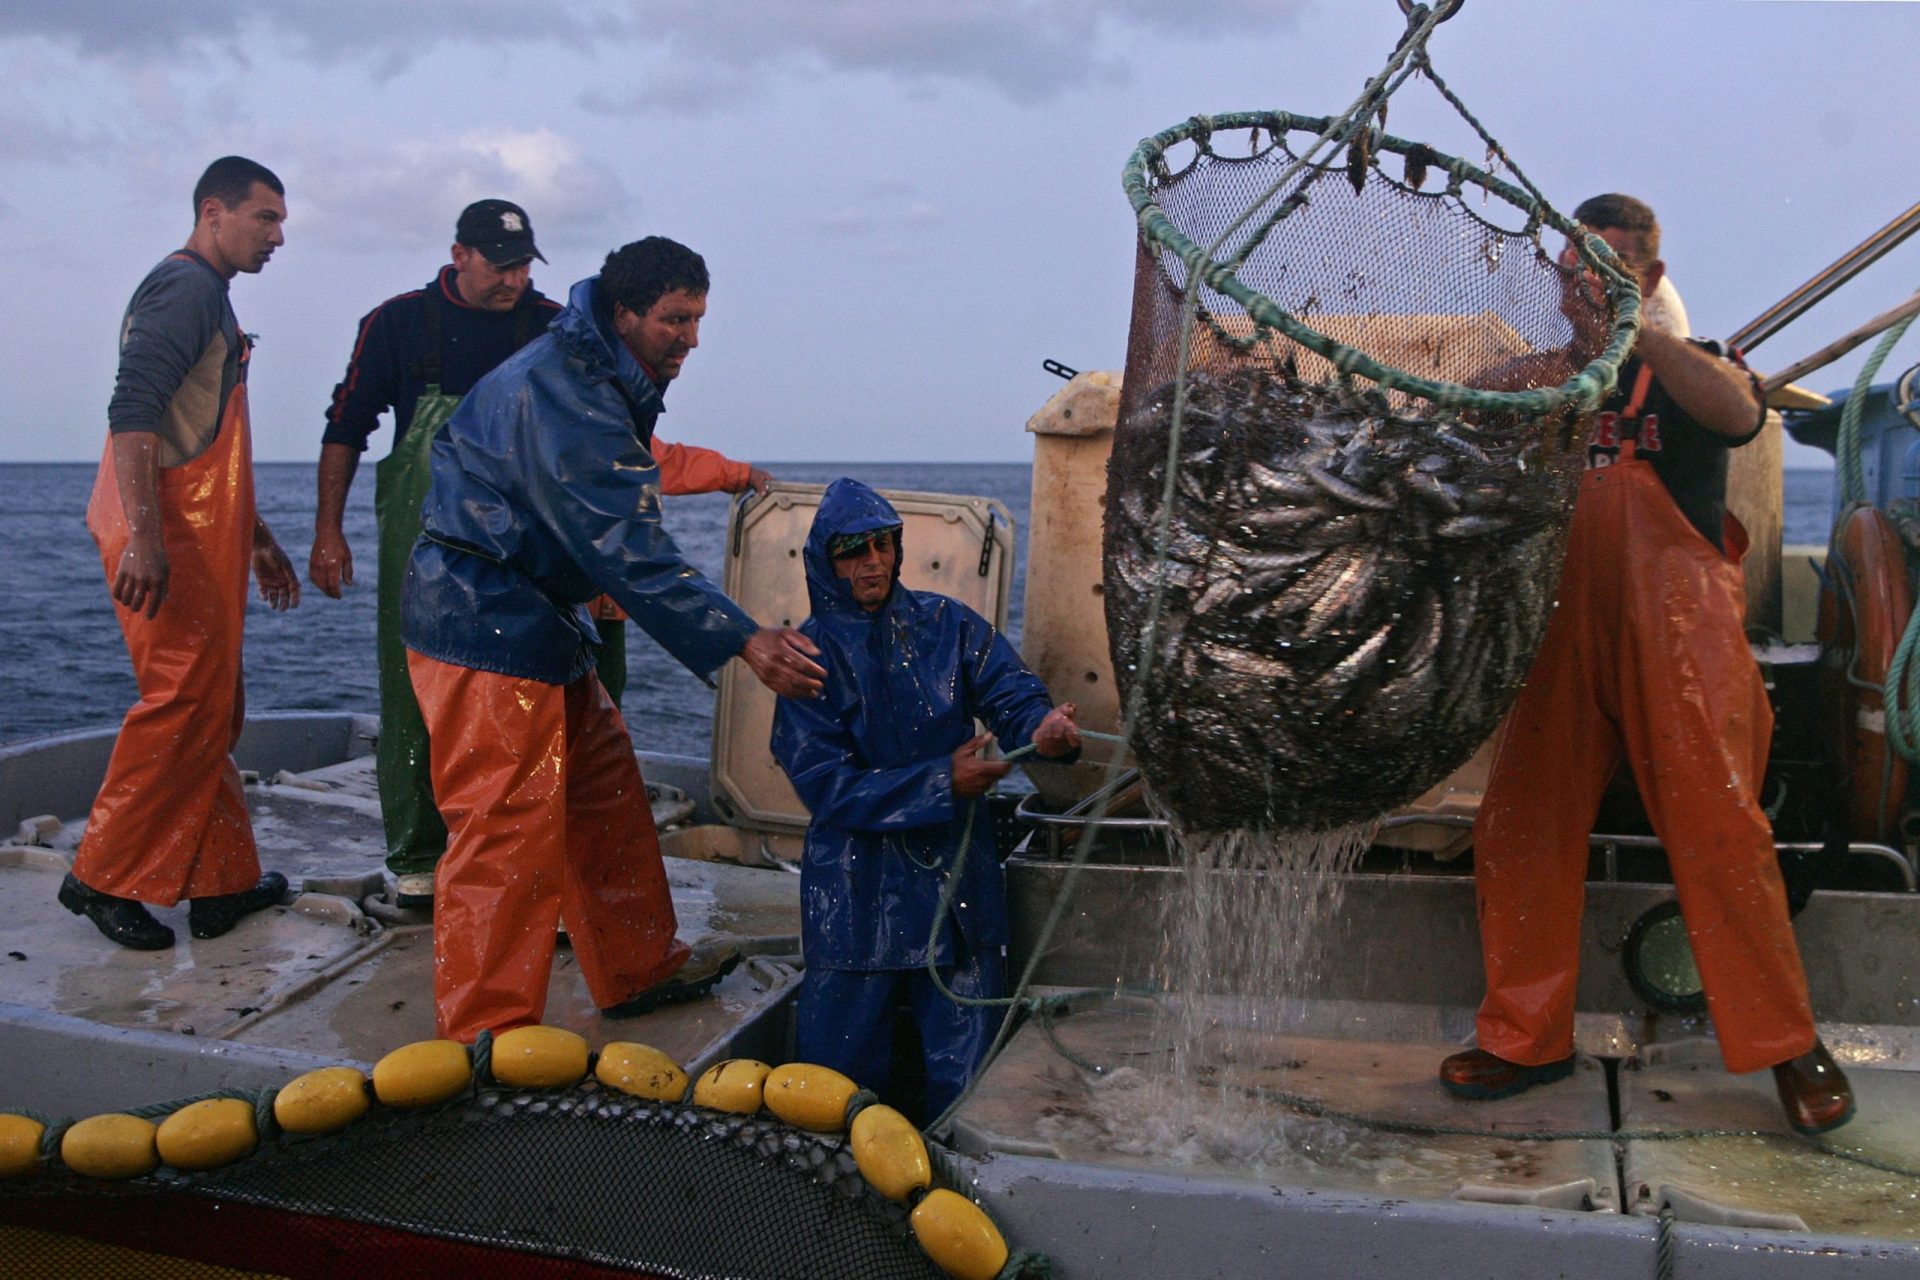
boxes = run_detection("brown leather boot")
[1771,1041,1855,1136]
[1439,1048,1575,1101]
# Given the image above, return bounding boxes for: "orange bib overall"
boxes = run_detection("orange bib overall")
[74,350,263,906]
[407,654,691,1042]
[1470,447,1816,1075]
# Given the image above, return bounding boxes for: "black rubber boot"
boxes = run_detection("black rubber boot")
[58,872,175,951]
[188,872,290,940]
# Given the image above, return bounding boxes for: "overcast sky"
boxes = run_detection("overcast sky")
[5,0,1916,468]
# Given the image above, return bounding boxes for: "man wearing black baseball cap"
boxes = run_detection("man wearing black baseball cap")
[454,198,547,270]
[310,204,770,915]
[310,199,563,911]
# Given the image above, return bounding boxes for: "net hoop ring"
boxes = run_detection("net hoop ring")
[1122,109,1642,420]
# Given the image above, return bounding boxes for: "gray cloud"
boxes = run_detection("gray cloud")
[0,1,628,72]
[269,127,632,254]
[7,2,1307,105]
[579,56,759,117]
[579,0,1309,113]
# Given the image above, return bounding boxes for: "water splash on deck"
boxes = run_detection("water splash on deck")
[1127,823,1375,1162]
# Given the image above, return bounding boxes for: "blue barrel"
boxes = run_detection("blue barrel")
[1783,381,1920,523]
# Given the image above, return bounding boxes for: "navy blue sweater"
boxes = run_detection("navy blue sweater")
[321,265,560,453]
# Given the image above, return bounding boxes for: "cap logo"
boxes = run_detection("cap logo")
[500,211,524,232]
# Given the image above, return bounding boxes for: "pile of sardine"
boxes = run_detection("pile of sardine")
[1103,367,1582,833]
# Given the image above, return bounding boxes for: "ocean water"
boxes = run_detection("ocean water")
[0,462,1834,749]
[0,461,1032,751]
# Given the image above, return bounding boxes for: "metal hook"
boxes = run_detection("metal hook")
[1398,0,1463,20]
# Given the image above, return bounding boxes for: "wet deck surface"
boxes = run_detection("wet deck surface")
[952,998,1616,1209]
[1621,1042,1920,1238]
[2,754,803,1068]
[951,997,1920,1241]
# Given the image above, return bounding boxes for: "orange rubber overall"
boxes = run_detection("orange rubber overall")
[407,653,691,1042]
[73,351,263,905]
[1471,448,1816,1074]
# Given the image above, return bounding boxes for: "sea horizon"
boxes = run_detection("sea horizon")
[1,461,1843,749]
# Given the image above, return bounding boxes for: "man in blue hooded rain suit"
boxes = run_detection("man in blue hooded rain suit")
[772,478,1081,1117]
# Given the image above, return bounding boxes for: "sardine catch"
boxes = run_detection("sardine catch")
[1103,368,1583,833]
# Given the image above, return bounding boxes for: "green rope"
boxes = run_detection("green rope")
[254,1088,282,1143]
[1847,309,1920,764]
[1834,318,1913,508]
[917,731,1130,1011]
[470,1028,494,1088]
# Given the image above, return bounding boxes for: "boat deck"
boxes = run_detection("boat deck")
[952,996,1920,1245]
[1,750,804,1084]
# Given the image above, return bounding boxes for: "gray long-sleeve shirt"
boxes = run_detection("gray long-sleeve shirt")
[107,250,243,467]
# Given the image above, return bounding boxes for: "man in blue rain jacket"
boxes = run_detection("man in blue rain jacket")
[401,236,824,1043]
[772,478,1081,1118]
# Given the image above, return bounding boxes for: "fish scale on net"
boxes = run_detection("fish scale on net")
[1102,367,1582,834]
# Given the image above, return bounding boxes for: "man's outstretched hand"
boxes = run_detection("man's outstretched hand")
[742,627,826,698]
[951,732,1011,798]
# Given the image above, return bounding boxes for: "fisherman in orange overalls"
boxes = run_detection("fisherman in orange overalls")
[62,157,303,951]
[1442,194,1854,1136]
[402,236,825,1042]
[307,199,773,913]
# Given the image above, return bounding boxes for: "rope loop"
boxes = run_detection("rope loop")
[842,1088,882,1129]
[469,1029,495,1088]
[253,1089,282,1143]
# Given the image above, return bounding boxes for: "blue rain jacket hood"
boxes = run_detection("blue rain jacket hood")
[403,274,755,684]
[771,478,1065,969]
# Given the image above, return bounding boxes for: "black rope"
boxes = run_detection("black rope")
[842,1088,882,1130]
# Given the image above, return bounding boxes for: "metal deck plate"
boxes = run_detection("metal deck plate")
[951,999,1618,1210]
[1621,1043,1920,1238]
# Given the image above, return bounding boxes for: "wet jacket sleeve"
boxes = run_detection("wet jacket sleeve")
[773,691,959,832]
[655,439,751,495]
[522,384,757,677]
[108,267,221,436]
[958,607,1067,759]
[322,301,402,452]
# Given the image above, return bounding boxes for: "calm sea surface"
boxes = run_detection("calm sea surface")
[0,462,1835,749]
[0,461,1032,751]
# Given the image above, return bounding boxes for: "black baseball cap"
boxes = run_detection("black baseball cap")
[455,199,546,266]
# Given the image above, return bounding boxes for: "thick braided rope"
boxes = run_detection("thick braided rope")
[1123,110,1640,418]
[1848,311,1920,762]
[1122,3,1639,420]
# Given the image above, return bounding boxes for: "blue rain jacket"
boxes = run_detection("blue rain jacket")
[403,275,755,684]
[771,479,1063,970]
